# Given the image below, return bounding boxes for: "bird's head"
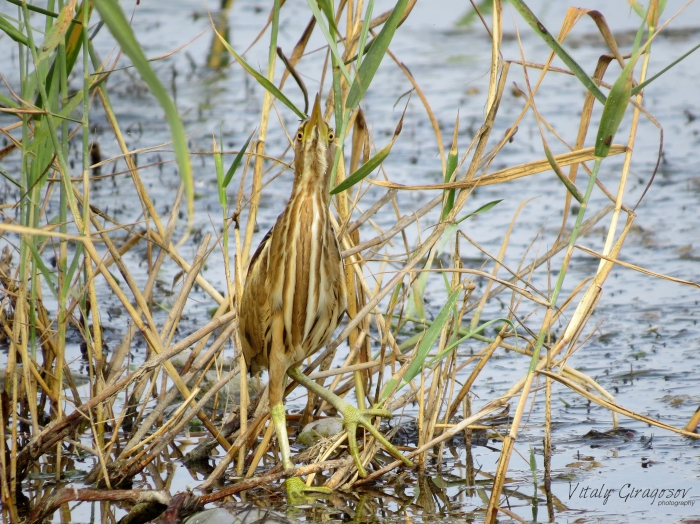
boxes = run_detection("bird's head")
[293,95,336,188]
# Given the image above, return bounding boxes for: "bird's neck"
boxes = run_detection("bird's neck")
[292,143,333,197]
[290,177,330,203]
[291,157,331,201]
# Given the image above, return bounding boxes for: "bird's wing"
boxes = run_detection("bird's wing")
[239,225,274,374]
[248,224,274,272]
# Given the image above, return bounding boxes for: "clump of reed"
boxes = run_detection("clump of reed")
[1,0,699,523]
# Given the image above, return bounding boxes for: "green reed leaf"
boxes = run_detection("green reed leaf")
[380,286,462,402]
[594,13,647,158]
[330,112,404,194]
[441,114,459,220]
[93,0,194,219]
[330,141,391,195]
[346,0,410,109]
[26,241,58,301]
[37,0,76,64]
[0,13,30,48]
[212,26,306,120]
[223,130,254,188]
[427,318,516,367]
[543,144,584,202]
[632,42,700,95]
[509,0,606,104]
[456,199,502,224]
[356,0,374,70]
[214,136,226,209]
[306,0,352,82]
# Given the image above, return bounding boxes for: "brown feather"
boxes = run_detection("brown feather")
[239,111,346,407]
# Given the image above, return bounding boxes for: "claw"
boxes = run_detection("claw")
[287,367,414,479]
[284,476,332,504]
[342,404,414,477]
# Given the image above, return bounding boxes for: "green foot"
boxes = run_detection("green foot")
[284,476,332,504]
[342,404,414,478]
[286,367,414,479]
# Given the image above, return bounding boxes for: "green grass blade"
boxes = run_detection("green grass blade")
[317,0,340,36]
[223,130,254,188]
[529,444,538,485]
[344,38,375,66]
[0,90,19,108]
[330,140,390,195]
[37,0,76,64]
[405,253,431,321]
[509,0,606,104]
[25,242,58,301]
[632,42,700,95]
[0,165,21,188]
[441,114,459,220]
[456,199,502,224]
[64,243,84,292]
[211,26,305,120]
[427,318,515,366]
[34,1,93,112]
[346,0,410,109]
[594,13,647,158]
[437,223,459,256]
[93,0,194,219]
[5,0,84,24]
[380,286,462,402]
[305,0,352,83]
[213,136,225,209]
[331,113,403,195]
[356,0,374,70]
[628,0,667,20]
[594,64,634,158]
[0,13,30,48]
[543,144,584,202]
[437,203,504,263]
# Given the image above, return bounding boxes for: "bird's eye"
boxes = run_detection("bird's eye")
[296,131,303,141]
[328,130,335,141]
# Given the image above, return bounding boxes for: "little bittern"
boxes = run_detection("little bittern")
[240,95,412,501]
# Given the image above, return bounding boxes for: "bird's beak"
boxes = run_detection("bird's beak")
[303,95,327,144]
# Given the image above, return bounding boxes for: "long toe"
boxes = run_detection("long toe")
[284,476,332,504]
[342,406,414,478]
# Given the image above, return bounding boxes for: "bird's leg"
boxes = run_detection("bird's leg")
[287,366,414,478]
[269,403,295,471]
[269,350,332,504]
[270,403,332,502]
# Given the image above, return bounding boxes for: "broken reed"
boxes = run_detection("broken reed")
[1,0,699,522]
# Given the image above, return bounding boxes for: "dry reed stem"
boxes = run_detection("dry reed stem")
[105,367,239,488]
[241,3,279,263]
[574,245,700,289]
[471,199,533,329]
[27,488,171,524]
[199,411,269,490]
[81,219,231,449]
[2,1,686,519]
[539,370,700,439]
[121,320,239,456]
[461,204,613,315]
[106,185,185,384]
[8,310,236,479]
[200,457,353,504]
[95,88,224,303]
[245,421,275,479]
[354,400,508,486]
[325,63,509,362]
[369,145,627,191]
[485,212,635,522]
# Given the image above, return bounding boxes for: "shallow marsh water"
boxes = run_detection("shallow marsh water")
[2,0,700,522]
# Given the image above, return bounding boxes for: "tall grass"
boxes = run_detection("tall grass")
[0,0,698,522]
